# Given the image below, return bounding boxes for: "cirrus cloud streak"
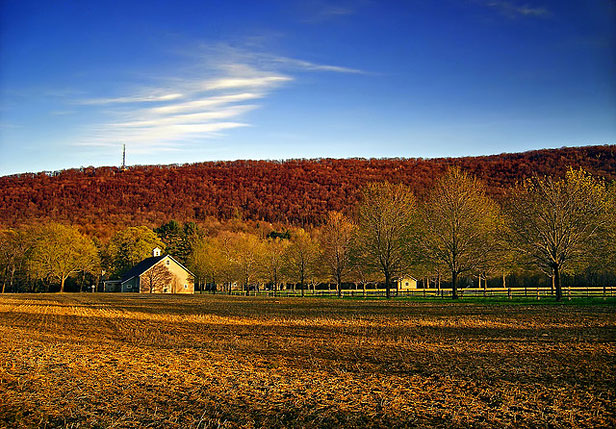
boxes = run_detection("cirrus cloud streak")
[72,46,364,153]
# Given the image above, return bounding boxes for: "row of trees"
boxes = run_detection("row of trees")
[357,168,613,301]
[0,223,99,293]
[1,167,614,300]
[188,167,615,301]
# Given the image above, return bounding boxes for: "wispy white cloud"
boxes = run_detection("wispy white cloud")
[114,105,258,128]
[80,93,184,105]
[148,92,262,115]
[72,43,365,152]
[270,57,365,74]
[483,1,550,18]
[202,76,292,91]
[300,1,361,23]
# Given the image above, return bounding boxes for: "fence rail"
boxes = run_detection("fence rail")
[200,286,616,300]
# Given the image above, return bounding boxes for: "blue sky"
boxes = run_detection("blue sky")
[1,0,614,176]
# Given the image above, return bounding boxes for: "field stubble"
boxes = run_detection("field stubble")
[0,293,614,428]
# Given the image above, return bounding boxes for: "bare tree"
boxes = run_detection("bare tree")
[141,263,174,293]
[319,211,357,297]
[419,168,502,299]
[505,169,609,301]
[356,182,416,299]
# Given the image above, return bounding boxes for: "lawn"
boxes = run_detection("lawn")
[0,293,614,428]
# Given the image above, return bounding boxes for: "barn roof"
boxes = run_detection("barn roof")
[120,256,165,283]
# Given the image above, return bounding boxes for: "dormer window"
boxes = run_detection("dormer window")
[152,247,161,257]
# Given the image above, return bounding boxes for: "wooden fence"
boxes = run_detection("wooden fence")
[201,286,616,300]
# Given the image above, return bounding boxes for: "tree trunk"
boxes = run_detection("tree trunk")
[385,273,391,299]
[336,279,341,298]
[1,267,6,293]
[451,271,458,300]
[502,272,506,288]
[553,265,562,301]
[60,276,66,293]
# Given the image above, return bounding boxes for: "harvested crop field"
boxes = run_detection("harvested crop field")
[0,294,615,428]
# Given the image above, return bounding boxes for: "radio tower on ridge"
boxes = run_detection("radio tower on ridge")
[121,144,126,171]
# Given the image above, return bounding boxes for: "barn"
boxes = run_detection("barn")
[104,248,194,294]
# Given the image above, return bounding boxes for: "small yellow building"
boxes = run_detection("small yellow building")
[397,276,418,291]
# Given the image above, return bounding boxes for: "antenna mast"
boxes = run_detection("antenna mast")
[122,144,126,170]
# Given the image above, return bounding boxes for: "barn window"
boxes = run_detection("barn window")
[405,282,409,287]
[184,284,188,289]
[166,260,170,266]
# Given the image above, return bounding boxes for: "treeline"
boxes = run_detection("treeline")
[0,145,615,237]
[1,167,614,300]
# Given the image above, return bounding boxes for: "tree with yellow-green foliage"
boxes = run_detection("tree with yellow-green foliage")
[419,168,503,299]
[28,223,100,292]
[318,211,357,298]
[105,226,165,277]
[0,227,35,293]
[284,228,321,297]
[505,169,610,301]
[188,236,226,292]
[356,182,417,299]
[261,236,290,295]
[228,232,265,295]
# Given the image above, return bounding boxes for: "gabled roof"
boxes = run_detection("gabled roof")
[397,275,418,281]
[121,256,165,283]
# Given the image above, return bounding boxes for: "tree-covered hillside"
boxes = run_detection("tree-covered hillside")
[0,145,614,237]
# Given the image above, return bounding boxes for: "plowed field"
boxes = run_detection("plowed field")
[0,294,614,428]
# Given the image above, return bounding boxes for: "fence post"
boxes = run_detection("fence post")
[568,286,571,301]
[507,288,511,300]
[536,288,540,300]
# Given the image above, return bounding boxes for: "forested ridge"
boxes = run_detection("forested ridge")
[1,145,614,236]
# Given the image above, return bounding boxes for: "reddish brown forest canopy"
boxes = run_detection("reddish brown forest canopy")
[1,145,614,235]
